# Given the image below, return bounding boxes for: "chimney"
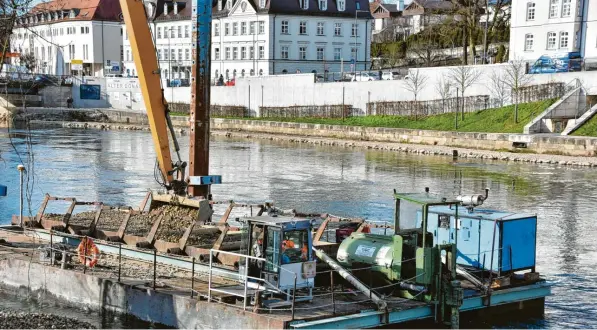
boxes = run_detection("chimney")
[174,2,178,15]
[398,0,404,11]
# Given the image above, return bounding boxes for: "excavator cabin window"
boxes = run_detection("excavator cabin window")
[281,230,309,264]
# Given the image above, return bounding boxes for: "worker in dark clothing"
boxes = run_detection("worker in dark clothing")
[66,96,74,108]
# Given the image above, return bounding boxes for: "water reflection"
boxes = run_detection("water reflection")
[0,128,596,328]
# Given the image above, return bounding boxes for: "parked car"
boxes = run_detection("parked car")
[33,74,59,86]
[352,72,378,82]
[381,72,394,80]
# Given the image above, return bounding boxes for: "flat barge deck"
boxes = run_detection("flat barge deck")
[0,226,551,329]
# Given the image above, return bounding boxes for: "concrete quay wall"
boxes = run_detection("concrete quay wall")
[0,258,284,329]
[212,119,597,157]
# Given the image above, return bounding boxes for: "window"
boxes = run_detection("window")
[317,22,324,35]
[560,32,569,48]
[233,22,238,35]
[281,20,289,34]
[259,0,265,8]
[300,21,307,35]
[214,48,220,60]
[281,230,310,264]
[178,49,182,60]
[185,25,190,38]
[157,49,161,60]
[164,48,169,60]
[547,32,557,49]
[338,0,345,11]
[241,22,247,35]
[527,3,535,20]
[259,45,264,59]
[317,47,324,60]
[126,50,131,61]
[185,48,190,60]
[171,49,175,60]
[281,45,289,59]
[225,23,230,35]
[177,26,182,38]
[69,44,75,59]
[319,0,327,10]
[157,27,162,38]
[218,0,222,11]
[264,229,281,272]
[259,21,265,34]
[233,47,238,60]
[524,34,534,50]
[334,47,341,60]
[356,2,360,10]
[249,46,254,59]
[250,22,256,34]
[41,46,45,61]
[334,23,342,36]
[549,0,559,18]
[171,28,175,38]
[351,47,358,60]
[575,30,580,48]
[299,46,307,60]
[226,0,232,9]
[225,47,230,60]
[351,23,358,37]
[214,23,219,36]
[83,44,88,60]
[300,0,308,9]
[241,46,246,59]
[562,0,572,16]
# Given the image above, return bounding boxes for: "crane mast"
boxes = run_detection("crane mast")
[119,0,216,199]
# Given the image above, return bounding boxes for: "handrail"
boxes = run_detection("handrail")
[208,248,298,312]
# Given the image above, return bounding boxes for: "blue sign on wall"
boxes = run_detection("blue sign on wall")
[80,84,101,100]
[0,184,7,197]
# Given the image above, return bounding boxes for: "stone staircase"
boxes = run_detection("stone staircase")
[561,102,597,135]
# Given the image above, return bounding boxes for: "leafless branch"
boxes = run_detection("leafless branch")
[447,65,482,96]
[487,69,509,107]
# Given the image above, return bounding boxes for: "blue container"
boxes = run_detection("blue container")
[0,184,7,197]
[419,206,537,273]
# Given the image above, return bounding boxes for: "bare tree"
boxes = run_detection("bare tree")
[404,69,429,119]
[503,59,533,123]
[19,53,36,72]
[447,65,482,119]
[487,69,508,107]
[435,77,452,111]
[481,0,510,63]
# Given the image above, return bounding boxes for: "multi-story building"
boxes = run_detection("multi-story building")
[10,0,123,76]
[122,0,372,82]
[370,0,409,42]
[509,0,597,66]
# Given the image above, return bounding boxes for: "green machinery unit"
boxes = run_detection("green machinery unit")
[336,190,464,326]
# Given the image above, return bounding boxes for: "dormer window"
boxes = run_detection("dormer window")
[40,14,45,22]
[300,0,308,10]
[260,0,265,8]
[226,0,232,10]
[46,13,51,20]
[174,2,178,15]
[338,0,345,11]
[164,3,168,15]
[319,0,326,10]
[218,0,222,11]
[69,9,76,18]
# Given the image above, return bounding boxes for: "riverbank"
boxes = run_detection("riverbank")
[26,119,597,167]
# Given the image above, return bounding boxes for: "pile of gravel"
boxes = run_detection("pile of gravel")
[0,310,95,329]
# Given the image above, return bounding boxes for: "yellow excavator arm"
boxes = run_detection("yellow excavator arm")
[119,0,182,192]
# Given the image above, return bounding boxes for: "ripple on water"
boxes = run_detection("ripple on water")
[1,127,596,328]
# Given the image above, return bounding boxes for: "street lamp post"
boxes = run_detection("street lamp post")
[354,10,369,73]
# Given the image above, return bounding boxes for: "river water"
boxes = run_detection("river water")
[0,127,596,328]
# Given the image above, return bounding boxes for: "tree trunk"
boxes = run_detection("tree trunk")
[461,24,468,65]
[514,93,519,123]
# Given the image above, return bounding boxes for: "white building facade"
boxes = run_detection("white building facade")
[122,0,372,82]
[10,0,123,76]
[509,0,597,66]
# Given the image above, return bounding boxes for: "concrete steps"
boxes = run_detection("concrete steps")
[561,103,597,135]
